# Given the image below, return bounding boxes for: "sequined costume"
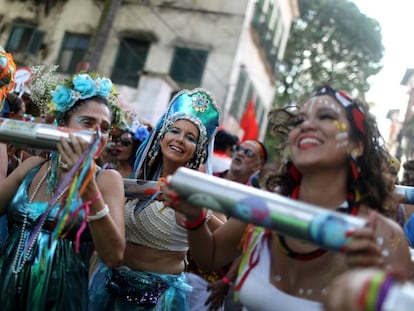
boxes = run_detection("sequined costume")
[124,199,188,252]
[0,164,93,311]
[89,199,192,310]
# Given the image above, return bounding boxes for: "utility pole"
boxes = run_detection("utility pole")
[79,0,122,72]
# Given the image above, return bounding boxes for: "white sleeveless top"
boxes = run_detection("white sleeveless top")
[124,198,189,252]
[237,231,323,311]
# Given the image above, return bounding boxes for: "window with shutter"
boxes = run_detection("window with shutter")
[111,38,150,87]
[169,47,208,88]
[57,33,91,74]
[6,25,44,55]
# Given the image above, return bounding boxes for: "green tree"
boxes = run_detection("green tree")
[275,0,383,107]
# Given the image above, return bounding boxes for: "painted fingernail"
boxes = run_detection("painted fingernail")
[339,246,347,253]
[345,231,354,237]
[170,193,179,200]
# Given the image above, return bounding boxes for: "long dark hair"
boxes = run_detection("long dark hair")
[267,90,396,218]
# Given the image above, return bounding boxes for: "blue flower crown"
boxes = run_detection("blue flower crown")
[51,73,114,111]
[134,125,150,142]
[50,73,123,125]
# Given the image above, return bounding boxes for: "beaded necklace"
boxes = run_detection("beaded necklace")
[277,185,359,261]
[12,165,68,274]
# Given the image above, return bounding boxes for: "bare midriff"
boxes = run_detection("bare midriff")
[122,241,187,275]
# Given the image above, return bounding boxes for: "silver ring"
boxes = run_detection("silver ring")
[59,160,69,170]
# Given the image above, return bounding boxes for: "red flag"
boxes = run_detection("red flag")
[240,97,259,141]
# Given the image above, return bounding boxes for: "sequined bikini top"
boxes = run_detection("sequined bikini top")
[124,198,189,252]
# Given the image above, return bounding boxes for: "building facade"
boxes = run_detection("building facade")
[396,69,414,163]
[1,0,299,139]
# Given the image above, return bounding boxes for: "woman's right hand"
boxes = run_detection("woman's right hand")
[57,133,92,172]
[342,211,384,268]
[162,185,206,222]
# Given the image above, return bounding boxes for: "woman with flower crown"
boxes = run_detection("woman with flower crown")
[0,73,126,310]
[163,85,414,310]
[89,88,223,310]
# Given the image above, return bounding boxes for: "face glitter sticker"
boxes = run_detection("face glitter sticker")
[332,120,347,131]
[335,132,349,149]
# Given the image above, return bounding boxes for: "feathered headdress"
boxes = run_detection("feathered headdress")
[134,88,221,178]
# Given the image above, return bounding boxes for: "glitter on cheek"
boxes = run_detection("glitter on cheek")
[335,132,349,149]
[332,120,347,131]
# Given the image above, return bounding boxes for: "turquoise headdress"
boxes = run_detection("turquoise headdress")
[134,88,221,178]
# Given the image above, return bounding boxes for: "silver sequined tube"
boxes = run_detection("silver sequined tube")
[0,118,95,150]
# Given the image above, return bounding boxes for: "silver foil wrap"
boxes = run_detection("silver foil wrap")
[0,118,95,150]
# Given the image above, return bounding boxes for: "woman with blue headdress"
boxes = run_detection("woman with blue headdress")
[0,72,126,310]
[89,88,222,310]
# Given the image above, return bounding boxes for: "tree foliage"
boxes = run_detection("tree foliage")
[275,0,384,107]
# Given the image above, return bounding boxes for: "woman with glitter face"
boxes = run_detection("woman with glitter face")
[89,88,222,310]
[0,73,126,310]
[163,85,413,310]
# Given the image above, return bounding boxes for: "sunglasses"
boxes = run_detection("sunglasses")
[112,136,132,147]
[232,145,255,158]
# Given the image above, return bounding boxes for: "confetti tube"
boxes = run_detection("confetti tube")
[0,117,94,150]
[168,167,367,251]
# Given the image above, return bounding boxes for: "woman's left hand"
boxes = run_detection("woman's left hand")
[342,211,384,268]
[57,133,91,172]
[162,184,206,222]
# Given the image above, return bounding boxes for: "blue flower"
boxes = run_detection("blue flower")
[95,77,113,97]
[135,126,150,141]
[52,85,76,112]
[72,74,96,99]
[0,56,6,67]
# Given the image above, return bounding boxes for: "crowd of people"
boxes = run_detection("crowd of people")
[1,44,414,311]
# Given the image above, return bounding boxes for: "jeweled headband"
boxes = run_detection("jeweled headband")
[161,88,221,144]
[311,85,367,139]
